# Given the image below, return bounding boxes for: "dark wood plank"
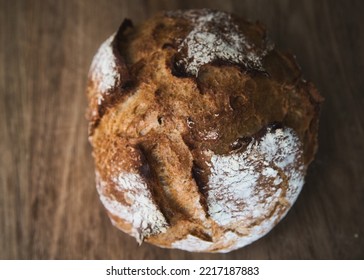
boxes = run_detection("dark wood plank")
[0,0,363,259]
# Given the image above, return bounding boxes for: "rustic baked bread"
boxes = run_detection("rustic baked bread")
[86,9,322,253]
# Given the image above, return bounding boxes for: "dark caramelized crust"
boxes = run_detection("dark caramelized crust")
[86,9,323,252]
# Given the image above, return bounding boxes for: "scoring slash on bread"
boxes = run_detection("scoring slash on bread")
[86,9,323,253]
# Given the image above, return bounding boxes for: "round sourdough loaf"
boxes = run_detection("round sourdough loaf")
[86,9,322,253]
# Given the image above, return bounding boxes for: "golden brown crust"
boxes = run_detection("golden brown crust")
[87,9,322,252]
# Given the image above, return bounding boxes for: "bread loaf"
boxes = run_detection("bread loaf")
[86,9,322,253]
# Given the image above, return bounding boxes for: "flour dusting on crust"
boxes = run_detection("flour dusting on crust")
[171,127,305,253]
[207,127,305,242]
[172,234,213,252]
[168,9,272,76]
[96,172,168,243]
[89,34,119,105]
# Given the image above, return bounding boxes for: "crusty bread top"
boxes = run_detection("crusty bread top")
[87,9,321,158]
[86,9,322,251]
[165,9,272,76]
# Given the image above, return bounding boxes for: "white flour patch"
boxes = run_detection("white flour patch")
[172,234,213,252]
[207,127,304,238]
[168,9,272,76]
[96,171,168,243]
[89,34,119,104]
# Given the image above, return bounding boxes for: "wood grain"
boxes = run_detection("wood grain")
[0,0,363,259]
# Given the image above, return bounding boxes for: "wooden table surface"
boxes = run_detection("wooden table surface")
[1,0,363,260]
